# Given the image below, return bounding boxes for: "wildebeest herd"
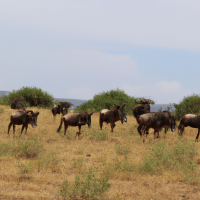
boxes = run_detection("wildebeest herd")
[5,98,200,142]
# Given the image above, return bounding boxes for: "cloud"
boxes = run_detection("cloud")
[0,49,138,99]
[155,81,181,92]
[67,87,95,100]
[1,1,200,50]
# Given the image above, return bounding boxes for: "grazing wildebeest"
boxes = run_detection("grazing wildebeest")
[99,104,127,133]
[52,102,74,121]
[57,111,94,137]
[136,112,176,139]
[8,98,39,140]
[178,114,200,142]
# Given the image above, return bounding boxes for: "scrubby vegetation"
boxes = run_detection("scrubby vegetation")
[1,102,200,199]
[174,93,200,120]
[0,86,54,108]
[75,89,148,115]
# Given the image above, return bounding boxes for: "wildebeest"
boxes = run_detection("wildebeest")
[99,104,127,133]
[8,98,39,140]
[178,114,200,142]
[52,102,74,121]
[57,111,94,137]
[133,99,154,118]
[136,112,176,139]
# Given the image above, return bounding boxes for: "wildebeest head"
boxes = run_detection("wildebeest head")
[27,111,39,128]
[114,103,127,124]
[169,115,176,132]
[11,98,26,112]
[86,111,95,129]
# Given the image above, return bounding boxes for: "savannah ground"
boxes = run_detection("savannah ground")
[0,105,200,199]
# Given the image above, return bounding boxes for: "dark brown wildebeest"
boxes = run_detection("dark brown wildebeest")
[52,102,74,121]
[136,112,176,139]
[178,114,200,142]
[8,98,39,140]
[57,111,94,137]
[99,104,127,133]
[133,99,154,118]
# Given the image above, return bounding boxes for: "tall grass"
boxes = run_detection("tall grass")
[60,171,110,200]
[138,140,198,184]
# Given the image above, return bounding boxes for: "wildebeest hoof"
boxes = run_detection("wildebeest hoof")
[195,139,198,142]
[76,132,81,136]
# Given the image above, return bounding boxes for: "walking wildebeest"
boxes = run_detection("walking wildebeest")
[52,102,74,121]
[8,98,39,140]
[136,112,176,139]
[99,104,127,133]
[57,111,94,137]
[178,114,200,142]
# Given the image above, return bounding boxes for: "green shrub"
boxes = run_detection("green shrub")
[75,89,147,115]
[60,171,110,200]
[174,94,200,120]
[0,86,54,108]
[14,139,43,159]
[138,140,198,178]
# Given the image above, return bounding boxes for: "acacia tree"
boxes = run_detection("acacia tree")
[0,86,54,108]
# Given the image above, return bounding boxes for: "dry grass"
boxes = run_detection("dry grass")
[1,105,200,199]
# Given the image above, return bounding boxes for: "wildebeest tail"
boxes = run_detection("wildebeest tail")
[57,117,63,132]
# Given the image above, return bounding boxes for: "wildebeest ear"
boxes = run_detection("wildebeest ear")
[122,103,126,107]
[36,112,39,116]
[114,104,120,109]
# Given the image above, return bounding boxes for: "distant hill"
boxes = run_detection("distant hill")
[0,91,10,97]
[0,91,175,111]
[54,98,87,109]
[150,104,175,113]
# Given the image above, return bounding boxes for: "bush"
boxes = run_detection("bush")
[14,139,43,159]
[174,94,200,120]
[75,89,147,115]
[138,140,198,178]
[60,171,110,199]
[0,86,54,108]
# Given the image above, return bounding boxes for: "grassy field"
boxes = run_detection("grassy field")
[0,105,200,199]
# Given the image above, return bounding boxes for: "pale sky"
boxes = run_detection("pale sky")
[0,0,200,103]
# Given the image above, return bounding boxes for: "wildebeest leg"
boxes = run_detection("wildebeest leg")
[110,121,115,133]
[76,125,81,139]
[137,125,143,136]
[100,119,103,130]
[195,128,200,142]
[8,122,12,135]
[53,114,56,122]
[64,124,68,135]
[13,124,15,139]
[21,125,25,135]
[25,124,28,142]
[154,130,159,139]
